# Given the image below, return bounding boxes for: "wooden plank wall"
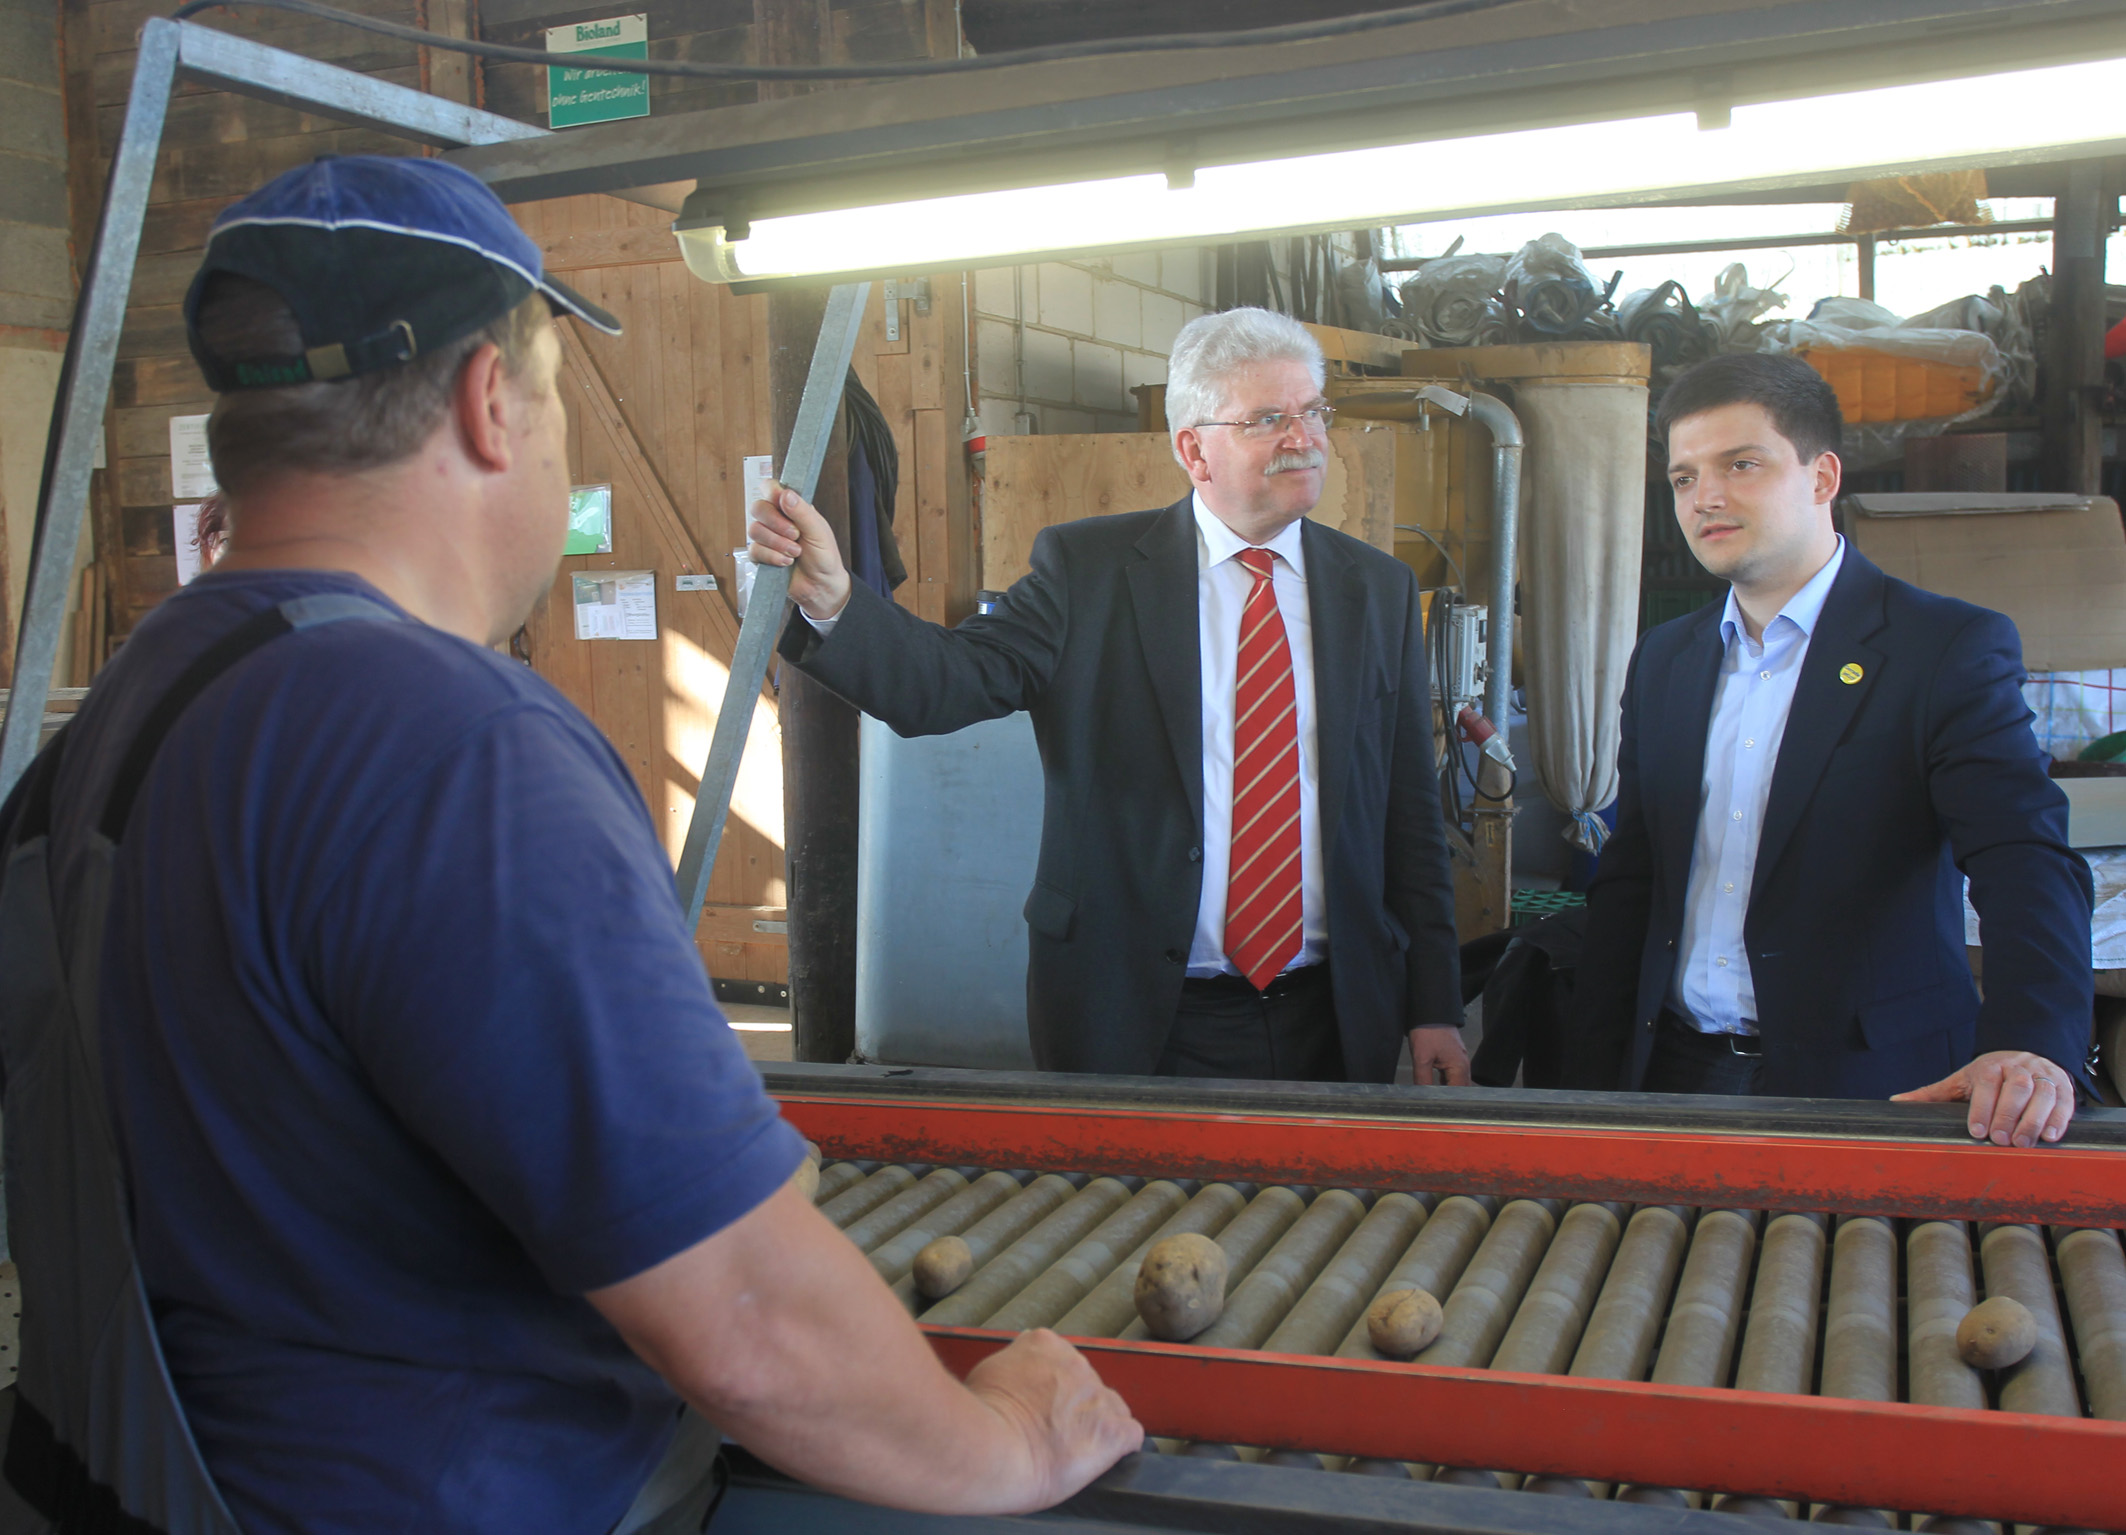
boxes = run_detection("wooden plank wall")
[980,427,1402,589]
[513,191,974,982]
[66,0,973,988]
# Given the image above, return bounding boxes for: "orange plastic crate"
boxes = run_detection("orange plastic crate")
[1797,345,1988,423]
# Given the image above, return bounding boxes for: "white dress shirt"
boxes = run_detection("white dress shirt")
[1188,493,1327,979]
[1671,537,1846,1035]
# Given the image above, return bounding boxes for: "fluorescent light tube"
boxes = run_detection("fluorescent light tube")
[675,55,2126,284]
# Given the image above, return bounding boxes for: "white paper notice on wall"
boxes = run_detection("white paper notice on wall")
[573,570,657,640]
[173,503,204,585]
[169,414,217,500]
[742,455,775,516]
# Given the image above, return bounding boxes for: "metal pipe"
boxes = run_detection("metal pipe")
[1465,390,1523,732]
[1334,381,1518,732]
[0,23,178,797]
[1,17,544,800]
[672,279,870,927]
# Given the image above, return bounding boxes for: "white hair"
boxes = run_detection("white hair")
[1165,308,1326,465]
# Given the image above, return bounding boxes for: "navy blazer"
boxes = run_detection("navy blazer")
[778,497,1462,1081]
[1572,547,2094,1099]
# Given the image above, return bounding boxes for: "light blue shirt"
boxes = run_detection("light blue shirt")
[1671,538,1846,1036]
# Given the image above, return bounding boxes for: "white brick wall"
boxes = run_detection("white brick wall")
[971,249,1213,439]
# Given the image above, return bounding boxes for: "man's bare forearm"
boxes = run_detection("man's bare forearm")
[591,1182,1136,1514]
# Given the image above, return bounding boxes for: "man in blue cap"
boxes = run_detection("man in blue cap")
[0,155,1136,1535]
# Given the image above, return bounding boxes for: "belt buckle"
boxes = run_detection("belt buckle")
[1726,1031,1763,1058]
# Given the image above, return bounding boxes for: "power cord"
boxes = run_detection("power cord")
[167,0,1534,83]
[1395,523,1464,589]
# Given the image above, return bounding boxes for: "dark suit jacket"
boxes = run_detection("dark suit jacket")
[778,496,1463,1080]
[1572,548,2094,1099]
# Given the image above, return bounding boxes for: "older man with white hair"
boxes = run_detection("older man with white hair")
[753,307,1465,1084]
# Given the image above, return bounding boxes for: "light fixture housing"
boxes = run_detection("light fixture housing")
[672,54,2126,286]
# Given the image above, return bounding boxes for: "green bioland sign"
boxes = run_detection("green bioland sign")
[547,14,649,129]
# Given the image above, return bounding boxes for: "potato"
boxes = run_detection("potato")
[791,1155,821,1204]
[1134,1232,1230,1341]
[1367,1287,1444,1359]
[1956,1295,2038,1369]
[913,1236,975,1299]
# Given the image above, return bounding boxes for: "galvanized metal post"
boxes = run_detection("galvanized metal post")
[0,21,179,797]
[672,281,870,928]
[0,20,540,801]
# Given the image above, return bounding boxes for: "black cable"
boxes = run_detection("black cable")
[1429,588,1464,829]
[166,0,1532,83]
[1467,753,1516,802]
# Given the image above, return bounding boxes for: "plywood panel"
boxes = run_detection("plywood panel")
[981,428,1401,589]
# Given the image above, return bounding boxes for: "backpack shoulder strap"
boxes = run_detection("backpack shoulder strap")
[98,594,400,843]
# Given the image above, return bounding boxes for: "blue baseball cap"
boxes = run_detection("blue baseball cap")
[184,155,621,392]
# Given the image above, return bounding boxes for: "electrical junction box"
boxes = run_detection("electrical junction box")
[1442,601,1488,714]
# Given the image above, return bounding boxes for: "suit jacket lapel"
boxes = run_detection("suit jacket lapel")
[1126,498,1205,832]
[1751,551,1887,902]
[1303,520,1368,868]
[1663,605,1726,897]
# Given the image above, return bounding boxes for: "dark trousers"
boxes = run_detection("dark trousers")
[1642,1011,1764,1096]
[1156,964,1344,1082]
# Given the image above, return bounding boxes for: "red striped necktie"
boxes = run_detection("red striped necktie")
[1225,547,1303,991]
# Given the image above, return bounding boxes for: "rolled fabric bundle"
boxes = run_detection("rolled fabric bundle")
[1399,253,1508,347]
[1504,234,1605,336]
[1619,281,1716,384]
[1696,262,1788,353]
[1564,307,1624,342]
[1474,297,1516,348]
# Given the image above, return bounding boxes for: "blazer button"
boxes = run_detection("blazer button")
[1665,939,1676,949]
[1644,1019,1656,1030]
[1164,948,1186,964]
[1187,845,1202,862]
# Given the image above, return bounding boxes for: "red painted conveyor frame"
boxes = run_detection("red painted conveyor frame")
[781,1091,2126,1530]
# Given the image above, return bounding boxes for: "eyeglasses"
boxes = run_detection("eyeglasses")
[1196,404,1336,438]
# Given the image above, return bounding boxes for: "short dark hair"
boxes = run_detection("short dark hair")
[1655,353,1843,464]
[194,274,552,498]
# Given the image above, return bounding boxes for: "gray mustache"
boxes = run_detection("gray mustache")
[1265,449,1325,475]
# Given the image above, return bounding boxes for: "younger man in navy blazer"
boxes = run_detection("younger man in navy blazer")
[1572,354,2092,1147]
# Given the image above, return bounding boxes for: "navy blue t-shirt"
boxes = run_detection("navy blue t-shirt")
[33,569,803,1534]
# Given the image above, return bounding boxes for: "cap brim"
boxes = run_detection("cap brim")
[540,274,622,336]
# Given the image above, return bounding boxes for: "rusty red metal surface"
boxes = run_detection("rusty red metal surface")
[927,1328,2125,1528]
[780,1095,2126,1228]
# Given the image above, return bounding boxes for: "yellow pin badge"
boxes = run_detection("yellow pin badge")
[1839,663,1864,685]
